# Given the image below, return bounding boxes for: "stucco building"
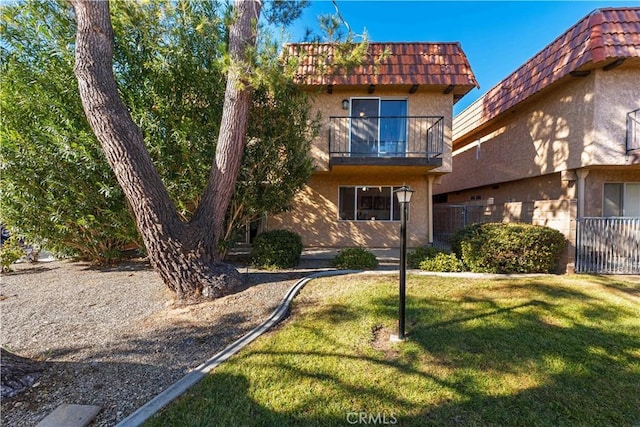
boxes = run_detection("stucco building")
[434,7,640,272]
[269,42,478,248]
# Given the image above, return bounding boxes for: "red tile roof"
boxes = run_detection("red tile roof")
[285,42,479,98]
[454,7,640,142]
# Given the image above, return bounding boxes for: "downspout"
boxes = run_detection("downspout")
[427,175,438,244]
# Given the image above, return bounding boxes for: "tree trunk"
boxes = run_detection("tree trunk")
[1,348,45,399]
[69,0,262,300]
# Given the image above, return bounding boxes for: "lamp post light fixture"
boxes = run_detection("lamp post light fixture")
[393,185,414,341]
[342,99,349,110]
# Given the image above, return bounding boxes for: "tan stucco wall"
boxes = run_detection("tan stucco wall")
[435,167,640,272]
[440,76,596,193]
[441,172,575,205]
[582,167,640,217]
[270,173,433,248]
[307,86,453,173]
[439,65,640,195]
[593,67,640,164]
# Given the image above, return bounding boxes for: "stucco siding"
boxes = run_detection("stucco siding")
[583,168,640,217]
[593,67,640,165]
[307,87,453,173]
[270,173,432,248]
[440,172,574,205]
[439,76,599,194]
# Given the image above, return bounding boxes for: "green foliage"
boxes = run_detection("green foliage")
[454,223,566,273]
[332,247,379,270]
[407,246,441,268]
[146,274,640,426]
[224,83,317,254]
[450,223,483,259]
[0,0,140,262]
[250,230,303,269]
[0,237,24,272]
[419,253,465,272]
[1,0,316,263]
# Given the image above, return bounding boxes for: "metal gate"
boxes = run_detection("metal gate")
[432,204,495,250]
[576,217,640,274]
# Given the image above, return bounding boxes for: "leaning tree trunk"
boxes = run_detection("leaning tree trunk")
[1,348,45,399]
[70,0,262,300]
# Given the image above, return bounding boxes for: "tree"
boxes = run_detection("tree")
[0,348,45,399]
[0,0,140,262]
[1,1,315,264]
[68,0,264,299]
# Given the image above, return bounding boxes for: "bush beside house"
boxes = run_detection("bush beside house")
[451,223,566,274]
[332,248,379,270]
[250,230,303,269]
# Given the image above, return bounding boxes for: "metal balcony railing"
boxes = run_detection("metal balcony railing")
[627,108,640,154]
[329,116,444,161]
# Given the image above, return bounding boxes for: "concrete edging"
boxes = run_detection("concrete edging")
[115,269,358,427]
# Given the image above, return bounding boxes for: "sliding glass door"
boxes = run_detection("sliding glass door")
[350,98,407,157]
[380,100,407,156]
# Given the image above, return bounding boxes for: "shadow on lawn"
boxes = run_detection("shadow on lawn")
[148,277,640,426]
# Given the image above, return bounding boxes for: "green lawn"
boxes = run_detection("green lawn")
[146,274,640,426]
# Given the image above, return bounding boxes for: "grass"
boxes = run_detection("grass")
[146,274,640,426]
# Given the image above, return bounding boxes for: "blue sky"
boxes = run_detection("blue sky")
[289,1,639,114]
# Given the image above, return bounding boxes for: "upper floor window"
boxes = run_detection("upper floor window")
[339,186,405,221]
[603,183,640,217]
[350,98,408,156]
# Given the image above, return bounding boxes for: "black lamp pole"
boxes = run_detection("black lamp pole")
[394,185,413,341]
[398,196,408,340]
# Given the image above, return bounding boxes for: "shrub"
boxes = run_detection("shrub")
[454,223,565,274]
[419,253,465,272]
[450,223,483,259]
[332,248,379,270]
[250,230,303,269]
[1,236,25,272]
[407,246,441,268]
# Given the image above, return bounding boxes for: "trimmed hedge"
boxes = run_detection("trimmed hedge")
[332,247,379,270]
[407,246,441,268]
[451,223,566,274]
[250,229,303,269]
[419,253,465,272]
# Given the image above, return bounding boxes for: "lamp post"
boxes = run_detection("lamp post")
[393,185,414,341]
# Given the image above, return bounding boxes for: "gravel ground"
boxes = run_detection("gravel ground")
[0,259,327,427]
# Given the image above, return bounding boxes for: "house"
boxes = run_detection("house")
[433,7,640,273]
[268,42,478,249]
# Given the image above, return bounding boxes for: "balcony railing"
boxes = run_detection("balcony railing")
[329,116,444,167]
[627,108,640,154]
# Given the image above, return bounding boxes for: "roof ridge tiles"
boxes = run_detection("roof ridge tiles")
[286,40,479,95]
[454,6,640,140]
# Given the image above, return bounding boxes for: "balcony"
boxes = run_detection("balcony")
[329,116,444,169]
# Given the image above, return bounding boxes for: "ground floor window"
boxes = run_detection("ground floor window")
[603,182,640,217]
[339,186,405,221]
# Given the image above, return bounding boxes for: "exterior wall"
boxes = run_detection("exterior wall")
[439,75,597,194]
[308,86,453,173]
[434,167,640,273]
[582,168,640,217]
[593,67,640,165]
[269,173,433,248]
[440,65,640,196]
[440,172,575,205]
[271,85,456,249]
